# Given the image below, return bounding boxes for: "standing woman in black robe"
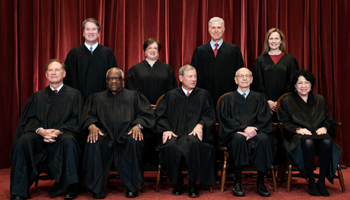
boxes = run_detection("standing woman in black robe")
[278,70,341,197]
[252,28,300,118]
[126,38,177,108]
[126,38,177,163]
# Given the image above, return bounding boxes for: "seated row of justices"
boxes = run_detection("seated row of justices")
[9,60,277,200]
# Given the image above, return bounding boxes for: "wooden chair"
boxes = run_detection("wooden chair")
[34,173,54,187]
[154,94,213,193]
[275,93,346,193]
[216,92,278,192]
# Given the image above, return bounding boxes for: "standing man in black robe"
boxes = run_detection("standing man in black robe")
[64,18,117,100]
[81,68,155,199]
[10,59,84,200]
[218,68,276,197]
[191,16,244,104]
[155,65,216,198]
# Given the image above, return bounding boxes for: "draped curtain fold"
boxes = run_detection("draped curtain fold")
[1,0,349,168]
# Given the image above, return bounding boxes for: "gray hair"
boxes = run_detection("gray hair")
[179,64,195,76]
[208,17,225,28]
[106,67,124,78]
[235,67,252,76]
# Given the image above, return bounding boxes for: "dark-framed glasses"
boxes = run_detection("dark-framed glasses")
[107,77,123,81]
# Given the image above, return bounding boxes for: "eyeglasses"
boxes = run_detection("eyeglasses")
[236,74,252,79]
[106,77,123,81]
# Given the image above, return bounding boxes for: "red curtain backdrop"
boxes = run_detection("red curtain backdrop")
[1,0,349,168]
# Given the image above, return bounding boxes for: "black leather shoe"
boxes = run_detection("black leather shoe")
[308,184,320,196]
[257,184,270,197]
[65,184,78,199]
[173,180,184,195]
[317,182,329,197]
[126,188,138,198]
[232,183,245,197]
[92,193,104,199]
[10,195,26,200]
[188,184,199,198]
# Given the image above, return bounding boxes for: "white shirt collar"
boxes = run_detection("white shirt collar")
[210,39,223,50]
[84,42,99,52]
[181,86,193,95]
[50,84,64,93]
[237,88,250,98]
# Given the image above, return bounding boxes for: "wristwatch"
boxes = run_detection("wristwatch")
[136,124,143,130]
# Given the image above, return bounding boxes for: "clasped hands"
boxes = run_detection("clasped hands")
[296,127,327,135]
[87,124,143,143]
[237,126,257,140]
[162,124,203,144]
[37,128,62,143]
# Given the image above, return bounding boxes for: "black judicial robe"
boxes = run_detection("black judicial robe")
[252,53,299,102]
[81,89,155,197]
[10,85,84,198]
[126,59,177,105]
[191,41,244,104]
[64,44,117,99]
[155,87,216,185]
[218,91,276,172]
[278,93,341,182]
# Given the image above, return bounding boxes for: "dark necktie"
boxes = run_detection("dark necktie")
[214,43,219,57]
[90,46,93,54]
[54,90,57,95]
[112,92,117,95]
[186,91,190,97]
[242,93,246,98]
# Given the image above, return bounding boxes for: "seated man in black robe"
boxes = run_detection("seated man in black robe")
[155,65,216,198]
[10,59,84,200]
[218,67,277,197]
[81,68,155,199]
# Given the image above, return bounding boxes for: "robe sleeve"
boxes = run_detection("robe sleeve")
[125,67,139,91]
[155,93,173,134]
[277,97,300,139]
[252,95,273,133]
[63,50,79,88]
[132,92,156,129]
[251,57,268,99]
[131,92,156,129]
[14,94,42,142]
[108,50,117,68]
[191,48,201,68]
[218,95,248,145]
[198,94,216,143]
[285,56,300,93]
[56,91,84,134]
[80,94,101,132]
[319,97,335,138]
[169,67,178,89]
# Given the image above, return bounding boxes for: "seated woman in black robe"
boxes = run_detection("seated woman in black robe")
[126,38,177,163]
[278,70,341,197]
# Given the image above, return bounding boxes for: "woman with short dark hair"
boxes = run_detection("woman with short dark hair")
[278,69,341,196]
[126,38,177,108]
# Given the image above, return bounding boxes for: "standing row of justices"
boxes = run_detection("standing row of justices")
[62,16,299,121]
